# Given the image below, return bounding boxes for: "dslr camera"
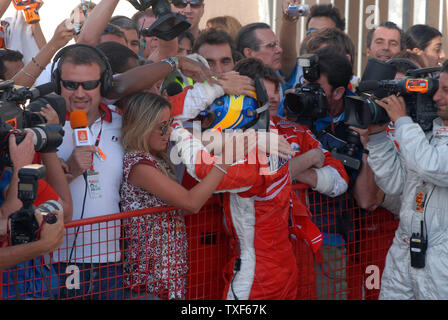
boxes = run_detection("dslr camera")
[284,54,364,171]
[345,58,440,131]
[9,164,61,245]
[0,80,66,170]
[284,54,327,119]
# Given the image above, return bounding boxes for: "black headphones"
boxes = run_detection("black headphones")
[51,43,113,96]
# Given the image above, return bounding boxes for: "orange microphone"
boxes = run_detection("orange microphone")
[70,110,92,147]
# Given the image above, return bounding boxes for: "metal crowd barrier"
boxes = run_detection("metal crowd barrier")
[1,190,399,300]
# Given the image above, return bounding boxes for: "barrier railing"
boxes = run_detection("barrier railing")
[1,190,399,300]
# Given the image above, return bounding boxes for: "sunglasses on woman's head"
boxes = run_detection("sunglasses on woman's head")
[171,0,204,9]
[61,79,101,91]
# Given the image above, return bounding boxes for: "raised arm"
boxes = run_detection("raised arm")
[0,0,10,19]
[29,1,47,49]
[12,19,74,87]
[127,128,257,213]
[107,55,217,99]
[77,0,119,46]
[279,0,300,80]
[129,161,229,214]
[147,38,178,62]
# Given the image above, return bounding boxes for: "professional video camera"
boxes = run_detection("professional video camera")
[0,80,66,170]
[12,0,40,24]
[127,0,191,41]
[9,164,61,245]
[345,58,440,131]
[284,54,327,119]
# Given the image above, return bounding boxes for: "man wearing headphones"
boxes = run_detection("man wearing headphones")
[51,44,124,300]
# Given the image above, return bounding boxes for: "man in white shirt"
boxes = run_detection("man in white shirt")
[51,44,124,299]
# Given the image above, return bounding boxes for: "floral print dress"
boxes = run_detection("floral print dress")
[120,151,188,300]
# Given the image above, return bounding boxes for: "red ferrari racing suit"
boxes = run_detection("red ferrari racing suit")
[171,124,299,300]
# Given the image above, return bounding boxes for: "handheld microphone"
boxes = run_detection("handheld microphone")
[70,110,92,147]
[30,82,57,100]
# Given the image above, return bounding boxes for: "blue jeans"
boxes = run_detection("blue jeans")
[53,262,124,300]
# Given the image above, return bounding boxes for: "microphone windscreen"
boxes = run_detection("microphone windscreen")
[70,110,89,129]
[33,82,56,98]
[27,81,56,101]
[166,82,183,97]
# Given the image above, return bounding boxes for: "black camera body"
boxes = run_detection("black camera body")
[285,54,364,171]
[284,82,327,119]
[9,165,60,245]
[284,54,328,119]
[330,130,363,171]
[127,0,191,41]
[0,80,66,170]
[345,60,440,130]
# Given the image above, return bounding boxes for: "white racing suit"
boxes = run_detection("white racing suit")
[367,116,448,299]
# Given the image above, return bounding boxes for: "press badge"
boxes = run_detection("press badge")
[86,170,102,199]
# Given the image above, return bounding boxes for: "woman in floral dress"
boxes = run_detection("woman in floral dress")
[120,92,235,299]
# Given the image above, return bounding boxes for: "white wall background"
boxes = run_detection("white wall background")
[3,0,139,41]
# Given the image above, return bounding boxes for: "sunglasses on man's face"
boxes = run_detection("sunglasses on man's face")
[61,79,101,91]
[171,0,204,9]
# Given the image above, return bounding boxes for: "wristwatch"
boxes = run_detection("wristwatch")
[163,56,179,72]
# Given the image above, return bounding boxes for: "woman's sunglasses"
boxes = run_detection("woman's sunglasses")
[160,118,174,136]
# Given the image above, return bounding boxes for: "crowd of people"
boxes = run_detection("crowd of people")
[0,0,448,301]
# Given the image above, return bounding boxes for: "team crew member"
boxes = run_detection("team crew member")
[366,60,448,299]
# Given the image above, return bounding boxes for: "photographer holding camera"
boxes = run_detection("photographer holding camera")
[0,132,64,271]
[364,60,448,299]
[285,46,386,299]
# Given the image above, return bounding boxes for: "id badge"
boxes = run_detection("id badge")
[414,185,427,214]
[86,170,102,199]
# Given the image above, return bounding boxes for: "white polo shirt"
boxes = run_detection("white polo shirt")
[54,105,124,263]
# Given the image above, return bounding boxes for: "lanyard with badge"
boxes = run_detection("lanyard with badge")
[86,116,107,199]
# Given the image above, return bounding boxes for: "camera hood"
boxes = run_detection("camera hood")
[360,58,397,98]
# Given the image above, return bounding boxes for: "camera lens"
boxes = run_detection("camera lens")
[23,124,64,153]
